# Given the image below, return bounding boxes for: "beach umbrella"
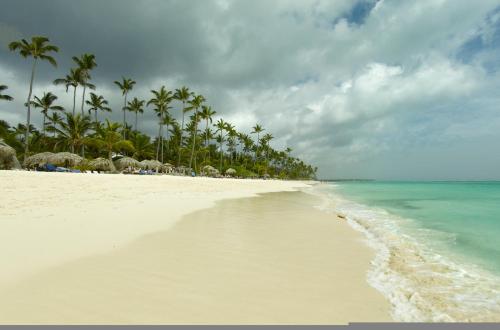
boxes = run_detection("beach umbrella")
[163,162,174,173]
[201,165,219,177]
[48,152,83,167]
[225,168,237,176]
[114,156,141,171]
[140,159,163,171]
[23,152,54,168]
[89,157,115,171]
[175,165,192,175]
[0,139,21,170]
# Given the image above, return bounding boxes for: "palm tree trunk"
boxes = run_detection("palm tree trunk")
[24,58,37,155]
[81,84,87,158]
[188,109,198,171]
[81,84,87,116]
[177,101,185,167]
[42,114,46,136]
[160,123,164,163]
[205,119,209,148]
[219,139,223,173]
[166,123,170,160]
[204,119,210,163]
[135,111,138,132]
[156,123,161,161]
[253,133,260,165]
[95,110,98,127]
[123,92,128,139]
[72,86,77,116]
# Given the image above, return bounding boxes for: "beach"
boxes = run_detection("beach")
[0,171,390,324]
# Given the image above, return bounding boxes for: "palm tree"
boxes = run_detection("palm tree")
[114,77,136,139]
[54,67,83,116]
[251,124,264,162]
[148,86,173,162]
[86,119,134,163]
[261,133,274,173]
[30,92,64,136]
[85,92,111,126]
[0,85,13,101]
[186,94,205,171]
[162,113,176,160]
[125,97,145,132]
[173,86,192,166]
[201,126,214,163]
[9,36,59,154]
[199,105,216,150]
[215,119,228,172]
[73,53,97,115]
[130,132,154,160]
[225,123,237,164]
[240,133,254,167]
[50,113,92,153]
[46,112,63,138]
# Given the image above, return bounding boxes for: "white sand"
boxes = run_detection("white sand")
[0,171,309,285]
[0,171,390,324]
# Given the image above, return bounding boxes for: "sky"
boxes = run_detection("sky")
[1,0,500,180]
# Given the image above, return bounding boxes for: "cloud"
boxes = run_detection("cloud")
[1,0,500,179]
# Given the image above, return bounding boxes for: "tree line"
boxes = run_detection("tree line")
[0,36,317,179]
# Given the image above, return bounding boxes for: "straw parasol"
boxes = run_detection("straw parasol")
[163,162,174,173]
[48,152,83,167]
[89,157,115,171]
[114,156,141,171]
[0,139,21,170]
[225,168,237,176]
[202,165,219,177]
[140,159,163,171]
[23,152,55,168]
[175,165,192,175]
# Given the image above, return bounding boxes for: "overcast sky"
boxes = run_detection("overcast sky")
[1,0,500,180]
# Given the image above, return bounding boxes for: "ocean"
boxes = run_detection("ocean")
[312,181,500,322]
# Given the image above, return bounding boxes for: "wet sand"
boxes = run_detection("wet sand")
[0,191,390,324]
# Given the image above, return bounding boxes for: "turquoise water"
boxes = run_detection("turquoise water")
[331,181,500,274]
[316,181,500,321]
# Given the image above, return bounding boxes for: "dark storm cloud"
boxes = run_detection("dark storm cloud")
[2,0,500,179]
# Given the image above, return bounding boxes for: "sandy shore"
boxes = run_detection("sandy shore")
[0,171,390,324]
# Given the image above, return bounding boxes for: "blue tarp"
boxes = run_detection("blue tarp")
[41,163,57,172]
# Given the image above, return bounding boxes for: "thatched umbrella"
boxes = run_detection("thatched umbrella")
[225,168,237,176]
[163,162,174,173]
[23,152,55,168]
[114,156,141,171]
[140,159,163,171]
[89,157,115,172]
[48,152,83,167]
[202,165,219,177]
[0,139,21,170]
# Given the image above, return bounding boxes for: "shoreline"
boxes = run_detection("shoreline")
[0,186,390,324]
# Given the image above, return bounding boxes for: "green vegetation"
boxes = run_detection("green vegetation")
[0,35,317,180]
